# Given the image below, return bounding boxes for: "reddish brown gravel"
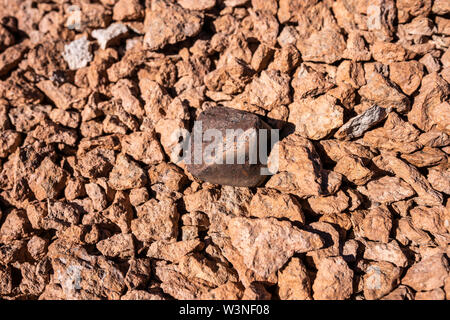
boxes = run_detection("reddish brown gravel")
[0,0,449,300]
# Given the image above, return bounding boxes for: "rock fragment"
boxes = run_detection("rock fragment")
[185,106,272,187]
[266,134,323,197]
[143,0,203,50]
[402,254,449,292]
[29,157,67,201]
[297,29,346,64]
[359,73,410,113]
[131,199,179,242]
[312,256,353,300]
[277,258,311,300]
[227,217,323,279]
[363,240,408,268]
[358,176,415,204]
[109,154,147,190]
[408,73,449,132]
[249,188,305,223]
[92,23,128,50]
[113,0,144,21]
[335,105,389,140]
[380,154,443,206]
[62,36,93,70]
[96,233,134,259]
[0,44,26,76]
[289,95,343,140]
[362,261,401,300]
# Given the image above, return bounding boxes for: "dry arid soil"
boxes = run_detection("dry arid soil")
[0,0,449,300]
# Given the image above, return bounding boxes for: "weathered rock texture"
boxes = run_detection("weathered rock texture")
[0,0,448,302]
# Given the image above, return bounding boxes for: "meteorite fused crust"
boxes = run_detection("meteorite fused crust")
[0,0,449,301]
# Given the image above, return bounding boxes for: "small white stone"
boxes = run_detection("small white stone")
[62,36,93,70]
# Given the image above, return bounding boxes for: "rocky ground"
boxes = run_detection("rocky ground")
[0,0,449,300]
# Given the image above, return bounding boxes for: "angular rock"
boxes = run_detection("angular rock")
[108,154,147,190]
[92,23,128,50]
[408,73,449,132]
[49,243,126,299]
[428,164,450,195]
[402,254,449,292]
[0,130,21,158]
[362,261,401,300]
[354,205,392,243]
[401,147,446,168]
[113,0,143,21]
[29,157,67,201]
[143,0,203,50]
[0,209,31,242]
[185,106,272,187]
[291,64,334,100]
[363,240,408,268]
[266,134,323,197]
[288,95,343,140]
[245,70,291,111]
[297,29,346,64]
[363,113,421,154]
[307,191,349,215]
[122,131,164,165]
[359,73,410,113]
[358,176,415,204]
[77,148,115,179]
[389,61,424,95]
[0,44,26,77]
[96,233,134,259]
[124,258,151,290]
[147,239,203,262]
[410,205,449,235]
[62,36,93,70]
[334,155,373,185]
[226,217,323,279]
[335,105,389,140]
[249,188,305,223]
[380,154,443,206]
[131,199,179,242]
[277,257,311,300]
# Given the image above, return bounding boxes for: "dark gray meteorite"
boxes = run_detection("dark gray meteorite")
[185,106,272,187]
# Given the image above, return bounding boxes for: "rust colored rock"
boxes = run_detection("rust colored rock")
[363,112,421,154]
[0,44,26,76]
[359,73,410,113]
[335,105,389,140]
[144,0,203,50]
[389,61,424,95]
[288,94,344,140]
[380,154,443,206]
[358,176,415,204]
[108,154,147,191]
[186,106,272,187]
[96,233,134,259]
[28,157,67,201]
[227,217,324,279]
[266,133,324,197]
